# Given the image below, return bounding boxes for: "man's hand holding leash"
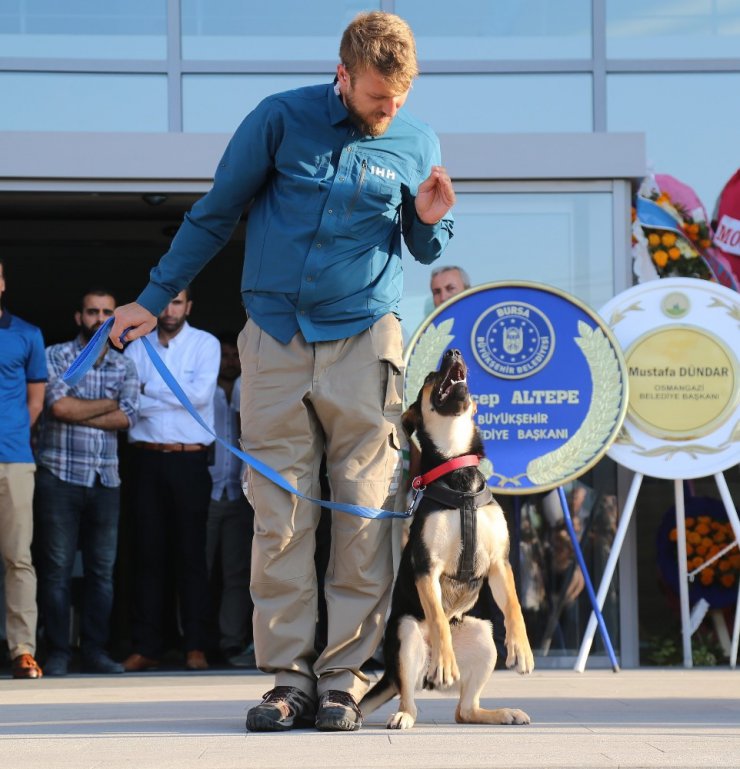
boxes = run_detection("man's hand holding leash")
[109,302,157,349]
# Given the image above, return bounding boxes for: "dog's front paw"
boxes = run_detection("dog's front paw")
[500,708,531,725]
[506,637,535,674]
[387,711,416,729]
[427,646,460,688]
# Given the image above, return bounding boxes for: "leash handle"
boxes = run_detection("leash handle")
[63,318,409,520]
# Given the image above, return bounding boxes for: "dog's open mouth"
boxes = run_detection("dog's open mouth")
[437,360,467,404]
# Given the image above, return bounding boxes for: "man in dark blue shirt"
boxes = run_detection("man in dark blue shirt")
[110,11,455,732]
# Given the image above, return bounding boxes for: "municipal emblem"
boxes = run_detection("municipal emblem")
[472,301,555,380]
[660,291,690,319]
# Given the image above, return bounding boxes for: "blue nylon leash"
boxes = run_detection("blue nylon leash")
[63,317,410,520]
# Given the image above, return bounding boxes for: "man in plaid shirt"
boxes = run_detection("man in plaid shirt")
[34,288,139,676]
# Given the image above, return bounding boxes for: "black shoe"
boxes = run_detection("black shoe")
[315,690,363,732]
[245,686,316,732]
[81,653,124,674]
[43,653,69,677]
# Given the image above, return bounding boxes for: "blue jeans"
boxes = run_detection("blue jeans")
[33,467,120,660]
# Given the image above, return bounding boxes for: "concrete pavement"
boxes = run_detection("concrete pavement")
[1,668,739,768]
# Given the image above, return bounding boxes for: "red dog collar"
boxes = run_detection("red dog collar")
[411,454,480,490]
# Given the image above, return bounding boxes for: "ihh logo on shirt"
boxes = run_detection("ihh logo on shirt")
[369,165,396,181]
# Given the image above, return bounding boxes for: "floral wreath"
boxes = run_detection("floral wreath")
[632,174,739,291]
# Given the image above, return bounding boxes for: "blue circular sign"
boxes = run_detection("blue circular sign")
[404,282,628,494]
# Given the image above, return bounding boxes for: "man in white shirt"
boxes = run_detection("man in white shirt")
[206,332,254,667]
[121,288,220,672]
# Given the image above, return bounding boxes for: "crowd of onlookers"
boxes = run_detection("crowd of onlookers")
[0,262,254,678]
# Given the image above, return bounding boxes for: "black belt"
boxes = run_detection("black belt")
[134,441,207,453]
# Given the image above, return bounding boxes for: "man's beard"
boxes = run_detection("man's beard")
[344,91,391,138]
[158,316,186,334]
[79,323,101,343]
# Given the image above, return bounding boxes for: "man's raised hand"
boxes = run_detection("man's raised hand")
[415,165,456,225]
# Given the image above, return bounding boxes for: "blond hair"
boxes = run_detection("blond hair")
[339,11,419,91]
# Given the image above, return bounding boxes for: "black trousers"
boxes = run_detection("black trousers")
[129,448,212,658]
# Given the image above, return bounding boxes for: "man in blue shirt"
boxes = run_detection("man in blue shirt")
[34,288,139,676]
[0,257,47,679]
[110,11,455,731]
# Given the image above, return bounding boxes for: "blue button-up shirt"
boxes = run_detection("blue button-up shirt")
[138,82,454,343]
[38,339,140,488]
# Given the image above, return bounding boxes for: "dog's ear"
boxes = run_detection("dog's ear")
[402,400,421,438]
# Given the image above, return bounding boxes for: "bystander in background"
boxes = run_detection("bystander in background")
[429,265,470,308]
[0,257,46,679]
[122,288,219,672]
[34,288,139,676]
[207,331,255,668]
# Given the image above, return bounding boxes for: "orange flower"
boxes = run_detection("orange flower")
[648,233,661,246]
[668,247,681,260]
[668,511,739,590]
[699,239,712,249]
[653,250,669,267]
[661,233,677,247]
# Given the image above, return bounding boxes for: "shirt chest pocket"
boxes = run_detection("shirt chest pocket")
[345,156,403,222]
[276,135,334,213]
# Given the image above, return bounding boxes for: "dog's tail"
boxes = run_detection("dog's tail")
[360,674,398,716]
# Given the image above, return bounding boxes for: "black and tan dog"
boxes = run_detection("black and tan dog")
[360,348,534,729]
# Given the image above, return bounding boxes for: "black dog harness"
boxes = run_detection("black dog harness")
[416,480,494,582]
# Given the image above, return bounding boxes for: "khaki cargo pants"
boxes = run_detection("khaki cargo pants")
[0,462,38,659]
[238,313,405,701]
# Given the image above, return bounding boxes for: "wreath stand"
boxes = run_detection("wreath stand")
[574,470,740,671]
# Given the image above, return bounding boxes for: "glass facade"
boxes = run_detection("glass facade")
[398,0,592,59]
[606,0,740,59]
[0,72,168,131]
[181,0,377,60]
[0,0,167,58]
[182,74,318,132]
[409,73,593,133]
